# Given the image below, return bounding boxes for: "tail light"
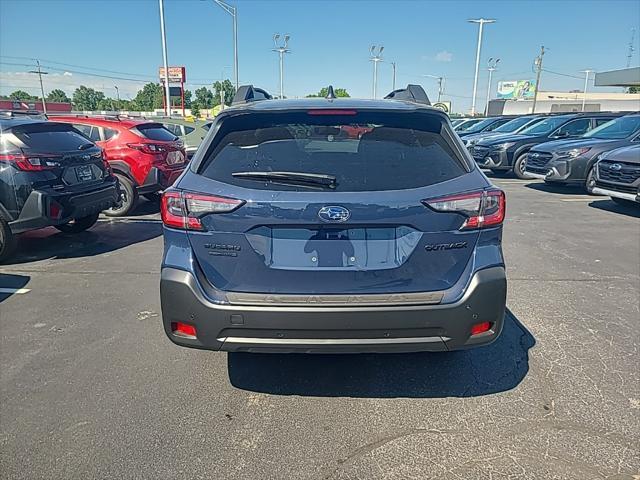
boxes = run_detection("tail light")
[161,190,244,230]
[423,189,505,230]
[127,143,167,154]
[171,322,197,339]
[471,321,492,335]
[0,153,57,171]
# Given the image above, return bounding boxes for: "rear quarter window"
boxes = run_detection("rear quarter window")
[199,111,468,192]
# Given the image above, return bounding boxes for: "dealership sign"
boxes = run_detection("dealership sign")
[158,66,186,83]
[497,80,536,99]
[432,101,452,113]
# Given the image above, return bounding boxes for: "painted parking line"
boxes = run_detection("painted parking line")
[560,198,597,202]
[0,288,31,295]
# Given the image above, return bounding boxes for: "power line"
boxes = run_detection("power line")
[542,68,583,80]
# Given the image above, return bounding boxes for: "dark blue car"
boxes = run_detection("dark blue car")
[159,85,507,353]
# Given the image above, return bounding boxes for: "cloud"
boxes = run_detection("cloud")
[0,70,146,99]
[435,50,453,62]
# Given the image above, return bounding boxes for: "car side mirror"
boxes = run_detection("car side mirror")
[552,131,570,139]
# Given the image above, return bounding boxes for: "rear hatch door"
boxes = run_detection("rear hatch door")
[182,109,487,295]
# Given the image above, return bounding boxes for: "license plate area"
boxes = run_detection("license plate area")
[167,151,185,165]
[245,226,421,270]
[76,165,94,182]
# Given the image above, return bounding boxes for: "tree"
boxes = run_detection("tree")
[132,82,164,111]
[183,89,192,108]
[213,79,235,106]
[194,87,214,109]
[191,102,200,118]
[46,89,71,103]
[72,86,105,110]
[8,90,39,101]
[306,87,350,98]
[629,86,639,94]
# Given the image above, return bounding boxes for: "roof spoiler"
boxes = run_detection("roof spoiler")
[232,85,273,105]
[384,84,431,106]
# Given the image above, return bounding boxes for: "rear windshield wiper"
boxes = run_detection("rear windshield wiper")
[232,171,337,189]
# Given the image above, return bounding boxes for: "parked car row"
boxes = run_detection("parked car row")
[459,111,640,202]
[0,111,187,260]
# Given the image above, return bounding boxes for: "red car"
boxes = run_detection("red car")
[49,115,186,216]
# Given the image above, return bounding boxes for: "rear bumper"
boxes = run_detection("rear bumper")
[8,180,119,234]
[160,266,507,354]
[138,166,184,194]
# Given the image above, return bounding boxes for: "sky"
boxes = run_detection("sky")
[0,0,639,112]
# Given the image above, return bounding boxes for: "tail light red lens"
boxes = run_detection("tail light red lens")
[423,189,505,230]
[161,190,244,230]
[0,153,57,171]
[471,321,492,335]
[171,322,197,339]
[127,143,167,154]
[49,200,63,220]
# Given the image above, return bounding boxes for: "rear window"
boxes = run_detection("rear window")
[10,122,95,152]
[199,111,468,192]
[134,123,178,141]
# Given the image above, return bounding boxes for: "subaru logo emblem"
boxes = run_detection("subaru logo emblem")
[318,206,350,222]
[610,163,622,171]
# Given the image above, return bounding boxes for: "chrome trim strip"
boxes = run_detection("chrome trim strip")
[217,336,447,345]
[592,187,638,202]
[225,290,444,307]
[526,172,547,180]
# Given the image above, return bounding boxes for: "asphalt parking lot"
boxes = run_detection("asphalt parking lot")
[0,177,638,480]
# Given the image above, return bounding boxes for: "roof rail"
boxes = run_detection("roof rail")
[232,85,273,105]
[384,84,431,106]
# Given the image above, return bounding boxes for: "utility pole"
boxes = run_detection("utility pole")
[391,61,397,91]
[423,75,444,102]
[369,45,384,99]
[581,69,594,112]
[485,57,500,115]
[627,28,636,68]
[211,0,239,91]
[468,18,495,115]
[158,0,172,116]
[272,34,291,99]
[531,45,545,114]
[114,85,120,110]
[28,60,48,114]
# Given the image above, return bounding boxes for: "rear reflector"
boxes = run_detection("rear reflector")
[172,322,197,339]
[307,109,357,116]
[161,190,244,230]
[49,200,63,220]
[471,321,491,335]
[423,189,505,230]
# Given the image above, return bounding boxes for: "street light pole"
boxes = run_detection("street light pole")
[28,60,48,114]
[468,18,495,115]
[272,34,291,99]
[391,61,397,91]
[485,57,500,115]
[114,85,120,109]
[158,0,172,116]
[581,69,594,112]
[369,45,384,99]
[212,0,239,91]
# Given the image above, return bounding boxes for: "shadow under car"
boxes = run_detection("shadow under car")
[227,309,534,398]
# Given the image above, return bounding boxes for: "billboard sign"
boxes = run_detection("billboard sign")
[497,80,536,99]
[159,66,186,83]
[432,101,452,113]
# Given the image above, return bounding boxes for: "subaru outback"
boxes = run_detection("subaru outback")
[160,85,507,353]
